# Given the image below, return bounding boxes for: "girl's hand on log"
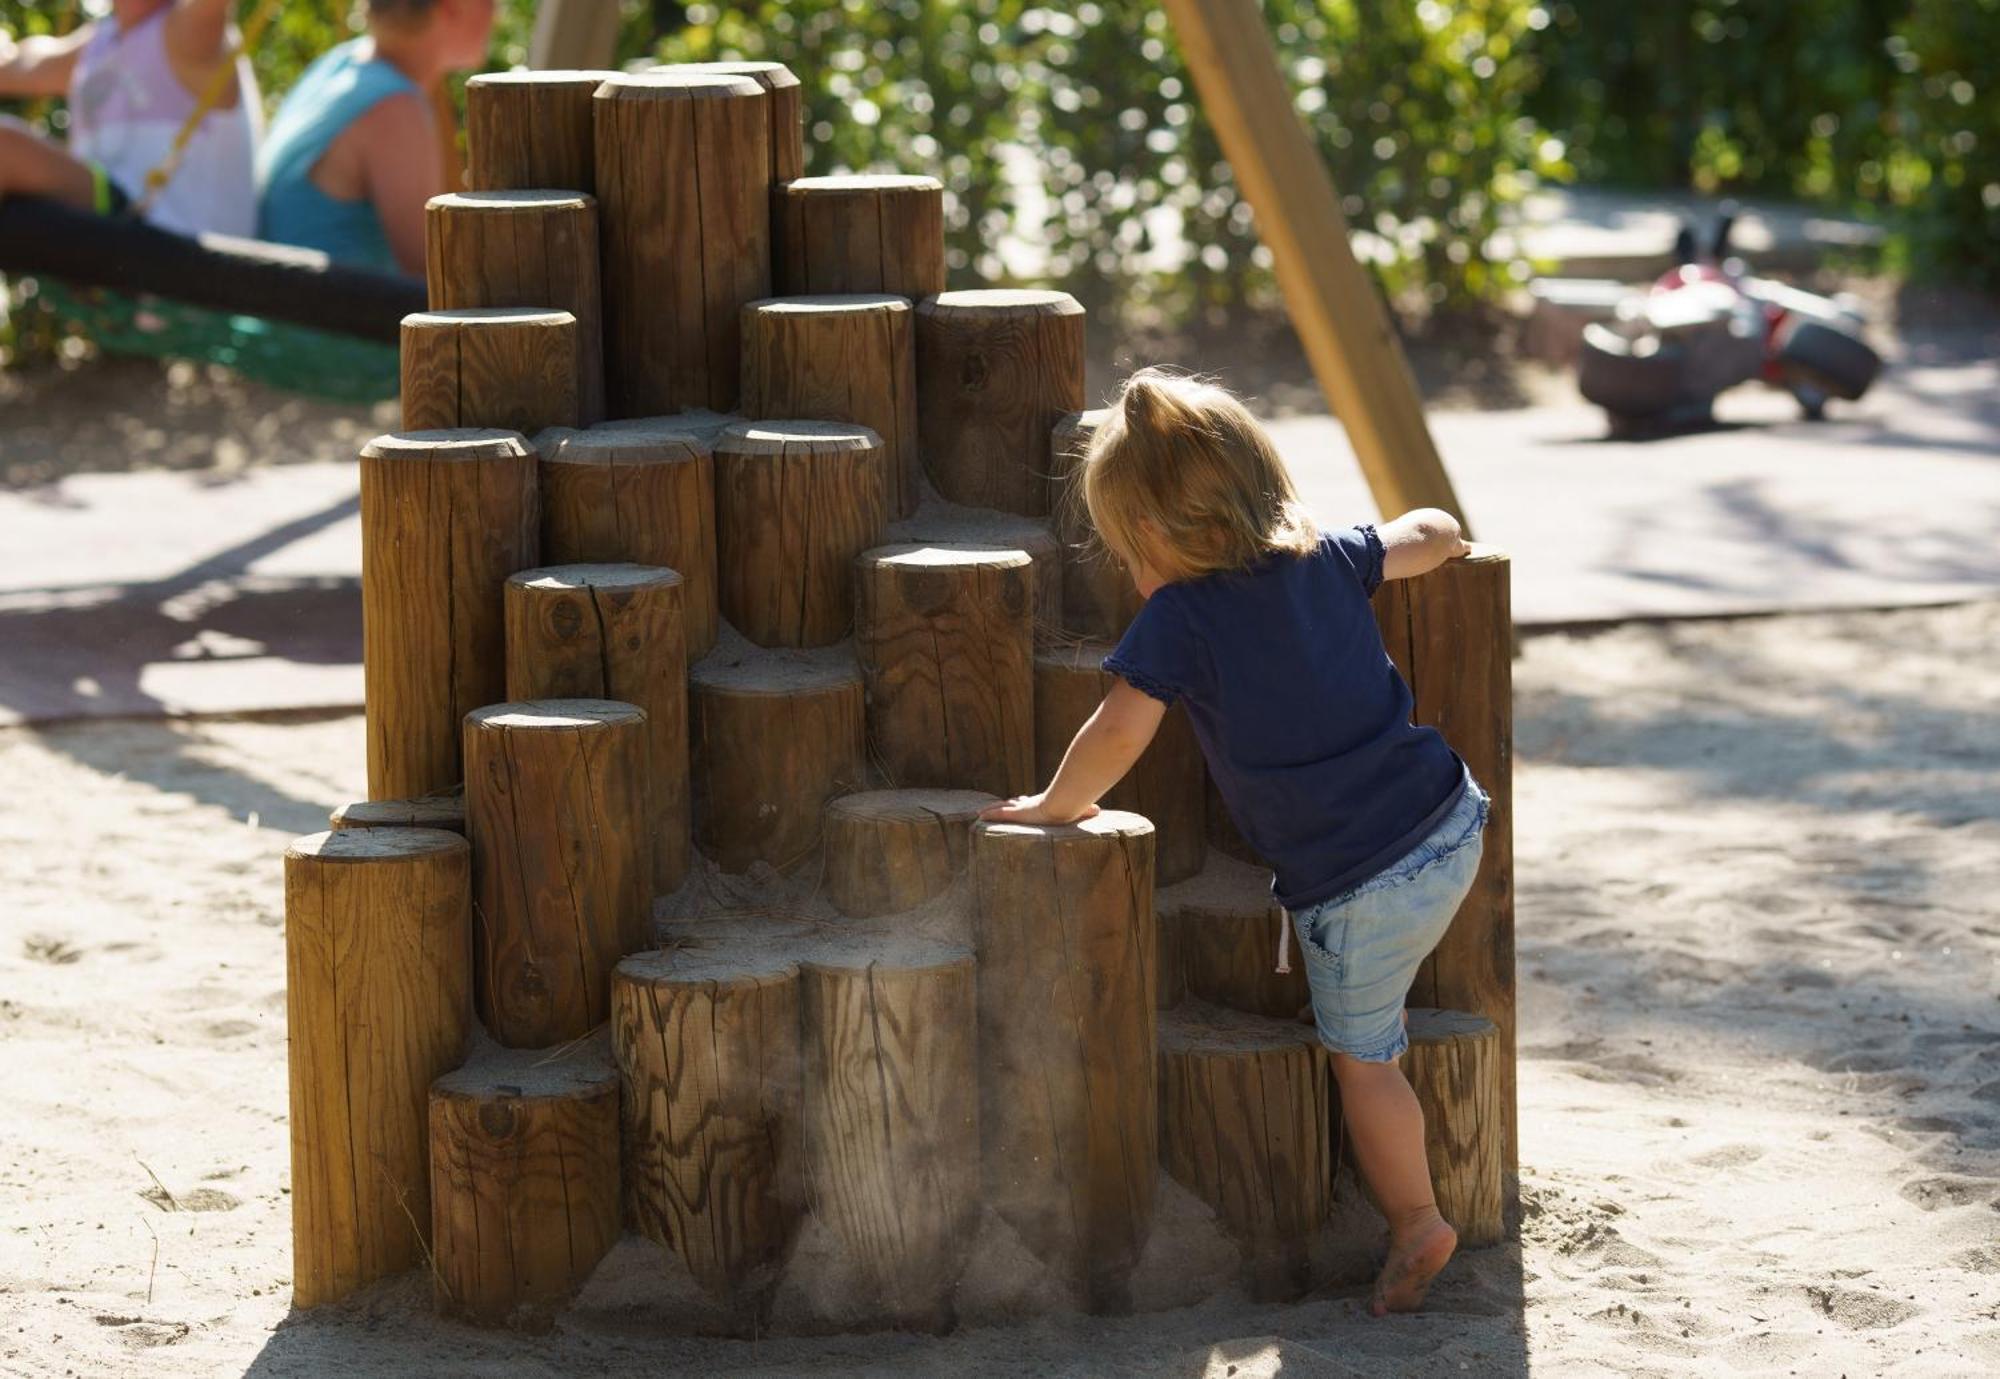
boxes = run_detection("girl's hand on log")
[979,793,1101,827]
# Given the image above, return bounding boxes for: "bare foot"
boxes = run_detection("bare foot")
[1369,1210,1456,1316]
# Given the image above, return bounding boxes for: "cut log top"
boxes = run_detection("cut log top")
[975,809,1154,845]
[508,562,683,594]
[782,173,941,195]
[1455,543,1510,566]
[863,542,1034,573]
[1157,852,1276,913]
[1158,998,1324,1055]
[427,189,593,214]
[403,307,576,330]
[431,1030,617,1101]
[286,826,468,864]
[690,635,861,696]
[594,71,764,103]
[1406,1007,1499,1043]
[329,791,465,833]
[918,289,1084,320]
[616,944,800,985]
[464,699,647,732]
[827,788,995,827]
[466,69,612,93]
[361,428,530,461]
[536,415,722,464]
[888,501,1055,549]
[649,60,801,91]
[744,293,910,316]
[1035,639,1114,673]
[717,419,881,454]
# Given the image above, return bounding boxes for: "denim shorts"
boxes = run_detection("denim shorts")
[1287,770,1489,1063]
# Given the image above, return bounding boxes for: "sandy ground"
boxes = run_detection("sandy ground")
[2,600,1997,1377]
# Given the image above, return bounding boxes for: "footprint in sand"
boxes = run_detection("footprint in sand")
[1951,1245,2000,1274]
[1804,1285,1920,1331]
[1899,1176,1998,1212]
[1687,1144,1765,1170]
[141,1185,239,1213]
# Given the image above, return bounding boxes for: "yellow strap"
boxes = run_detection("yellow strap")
[133,0,285,216]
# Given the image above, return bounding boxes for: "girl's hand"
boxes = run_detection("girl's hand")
[978,793,1101,826]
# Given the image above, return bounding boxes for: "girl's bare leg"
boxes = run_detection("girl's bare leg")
[1331,1052,1458,1314]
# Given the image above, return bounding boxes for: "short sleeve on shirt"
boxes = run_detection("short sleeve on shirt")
[1103,593,1197,707]
[1326,523,1386,596]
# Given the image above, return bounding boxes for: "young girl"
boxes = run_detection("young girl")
[983,367,1484,1316]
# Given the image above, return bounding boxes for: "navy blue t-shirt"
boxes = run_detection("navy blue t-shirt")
[1104,523,1463,909]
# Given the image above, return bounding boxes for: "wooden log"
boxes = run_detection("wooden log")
[688,642,866,873]
[504,564,690,895]
[854,543,1035,797]
[428,1034,621,1327]
[425,189,604,424]
[464,70,614,194]
[1158,1000,1336,1301]
[1371,546,1515,1186]
[712,420,888,648]
[593,73,771,416]
[1049,409,1143,640]
[1158,854,1303,1019]
[284,827,472,1308]
[821,788,995,918]
[888,502,1062,637]
[648,61,804,182]
[773,173,945,300]
[1033,640,1206,885]
[359,429,538,801]
[612,946,803,1314]
[739,296,919,517]
[329,788,465,836]
[1401,1008,1504,1248]
[536,418,719,658]
[400,308,579,434]
[799,937,979,1330]
[463,701,653,1047]
[915,289,1085,516]
[971,813,1157,1306]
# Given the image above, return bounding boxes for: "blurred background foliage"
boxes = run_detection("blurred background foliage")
[3,0,1997,329]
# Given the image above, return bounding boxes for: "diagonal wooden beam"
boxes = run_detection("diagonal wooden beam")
[1161,0,1470,531]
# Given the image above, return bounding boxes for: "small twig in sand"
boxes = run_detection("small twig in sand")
[139,1215,159,1304]
[136,1159,180,1212]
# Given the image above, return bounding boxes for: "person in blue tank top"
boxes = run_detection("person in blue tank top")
[257,0,493,273]
[984,367,1483,1316]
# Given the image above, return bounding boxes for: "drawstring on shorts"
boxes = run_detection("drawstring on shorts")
[1274,905,1292,974]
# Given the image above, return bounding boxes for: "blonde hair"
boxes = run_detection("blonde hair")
[1077,367,1318,584]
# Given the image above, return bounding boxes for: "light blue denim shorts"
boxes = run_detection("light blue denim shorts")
[1288,770,1489,1063]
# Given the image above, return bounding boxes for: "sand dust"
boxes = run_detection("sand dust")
[2,601,1997,1375]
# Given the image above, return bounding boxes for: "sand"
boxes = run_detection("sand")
[2,600,1997,1376]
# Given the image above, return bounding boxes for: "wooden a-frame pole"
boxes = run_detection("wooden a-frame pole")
[1161,0,1470,531]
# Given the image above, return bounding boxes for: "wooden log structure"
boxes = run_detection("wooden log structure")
[1371,546,1515,1185]
[464,70,614,194]
[1401,1008,1504,1248]
[739,296,919,517]
[915,289,1085,516]
[1033,640,1206,885]
[593,73,771,416]
[428,1035,621,1327]
[821,788,995,918]
[463,701,653,1047]
[1158,854,1304,1019]
[359,429,538,800]
[400,308,579,434]
[773,173,946,300]
[611,947,803,1316]
[1048,409,1143,640]
[688,643,866,873]
[647,61,804,182]
[854,543,1035,798]
[536,418,719,658]
[887,503,1062,636]
[284,827,472,1307]
[504,564,690,894]
[799,937,979,1330]
[1158,1000,1336,1300]
[712,420,888,647]
[329,788,465,836]
[971,813,1157,1307]
[425,189,604,424]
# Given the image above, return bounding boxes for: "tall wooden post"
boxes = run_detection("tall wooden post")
[773,174,946,299]
[465,70,614,195]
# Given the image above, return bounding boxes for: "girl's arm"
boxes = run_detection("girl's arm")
[0,27,91,99]
[980,679,1166,826]
[1380,507,1471,581]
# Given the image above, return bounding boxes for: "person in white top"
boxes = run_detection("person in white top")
[0,0,260,238]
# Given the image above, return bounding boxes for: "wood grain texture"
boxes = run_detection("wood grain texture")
[887,502,1062,637]
[612,947,803,1315]
[593,73,771,415]
[1370,547,1515,1186]
[712,420,888,647]
[463,701,653,1047]
[401,308,579,434]
[688,644,866,873]
[1033,640,1206,885]
[971,813,1157,1307]
[285,828,472,1308]
[646,61,804,181]
[821,787,995,917]
[1400,1008,1503,1247]
[1158,856,1305,1019]
[359,429,538,801]
[1048,410,1144,639]
[329,788,465,836]
[799,940,979,1330]
[465,70,614,194]
[1158,999,1336,1301]
[854,543,1036,797]
[425,190,605,424]
[740,296,918,517]
[536,418,721,657]
[915,289,1085,516]
[427,1035,621,1327]
[773,174,945,299]
[504,564,690,894]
